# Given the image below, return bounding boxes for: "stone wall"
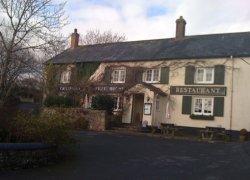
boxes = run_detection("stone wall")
[43,108,108,131]
[87,110,107,131]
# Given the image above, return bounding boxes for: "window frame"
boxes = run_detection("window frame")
[111,68,126,83]
[60,70,71,84]
[195,67,214,84]
[144,68,160,83]
[113,96,122,111]
[192,97,214,116]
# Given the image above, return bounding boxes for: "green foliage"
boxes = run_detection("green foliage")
[223,135,230,142]
[190,114,214,120]
[44,96,74,107]
[72,117,89,130]
[77,62,100,81]
[0,107,18,142]
[44,63,59,95]
[10,111,74,146]
[110,114,122,127]
[91,95,115,114]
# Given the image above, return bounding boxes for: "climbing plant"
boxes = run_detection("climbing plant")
[76,62,100,82]
[44,62,60,96]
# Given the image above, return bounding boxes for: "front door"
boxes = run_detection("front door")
[132,94,144,125]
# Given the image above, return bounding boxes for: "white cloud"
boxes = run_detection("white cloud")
[61,0,250,41]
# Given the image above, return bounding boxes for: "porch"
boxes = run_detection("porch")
[122,83,168,127]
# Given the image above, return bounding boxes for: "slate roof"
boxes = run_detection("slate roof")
[50,32,250,64]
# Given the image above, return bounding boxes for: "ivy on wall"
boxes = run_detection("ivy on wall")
[76,62,100,82]
[44,62,61,96]
[44,62,100,107]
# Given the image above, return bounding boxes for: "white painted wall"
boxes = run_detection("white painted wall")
[152,95,168,127]
[167,58,233,130]
[122,95,133,124]
[232,57,250,130]
[142,88,154,125]
[90,57,250,131]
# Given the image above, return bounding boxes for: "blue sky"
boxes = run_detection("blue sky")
[59,0,250,41]
[147,6,168,17]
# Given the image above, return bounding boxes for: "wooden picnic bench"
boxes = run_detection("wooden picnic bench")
[161,123,180,137]
[200,126,229,141]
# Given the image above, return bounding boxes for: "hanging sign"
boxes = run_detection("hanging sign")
[170,86,227,96]
[144,103,152,115]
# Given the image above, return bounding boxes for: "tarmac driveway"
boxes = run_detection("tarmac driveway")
[1,131,250,180]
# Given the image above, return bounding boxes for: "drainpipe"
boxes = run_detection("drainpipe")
[229,55,234,138]
[152,94,156,126]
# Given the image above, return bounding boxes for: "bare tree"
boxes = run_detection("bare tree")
[43,34,68,60]
[0,0,67,107]
[80,29,126,45]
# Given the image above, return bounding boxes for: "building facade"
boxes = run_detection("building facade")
[49,17,250,131]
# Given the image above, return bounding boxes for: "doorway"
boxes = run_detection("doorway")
[132,94,144,125]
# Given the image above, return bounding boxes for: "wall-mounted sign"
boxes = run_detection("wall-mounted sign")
[144,103,152,115]
[93,85,125,93]
[58,85,83,92]
[170,86,227,96]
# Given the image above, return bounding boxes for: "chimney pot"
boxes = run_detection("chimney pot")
[175,16,186,40]
[71,28,79,49]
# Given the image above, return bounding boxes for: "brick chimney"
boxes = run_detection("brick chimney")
[175,16,186,40]
[70,28,79,49]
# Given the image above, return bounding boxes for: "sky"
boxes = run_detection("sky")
[60,0,250,41]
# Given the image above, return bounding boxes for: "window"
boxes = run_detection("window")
[112,68,126,83]
[113,96,122,111]
[193,97,213,116]
[144,69,160,83]
[60,70,71,84]
[195,68,214,84]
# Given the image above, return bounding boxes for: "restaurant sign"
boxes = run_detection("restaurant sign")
[170,86,227,96]
[93,85,125,93]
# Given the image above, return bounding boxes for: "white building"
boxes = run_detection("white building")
[50,17,250,131]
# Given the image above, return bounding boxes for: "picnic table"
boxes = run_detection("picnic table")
[200,126,229,141]
[161,123,180,137]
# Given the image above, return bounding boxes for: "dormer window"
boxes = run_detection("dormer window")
[60,70,71,84]
[111,68,126,83]
[144,69,160,83]
[195,67,214,84]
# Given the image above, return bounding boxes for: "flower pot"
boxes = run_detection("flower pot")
[239,135,247,142]
[239,129,248,142]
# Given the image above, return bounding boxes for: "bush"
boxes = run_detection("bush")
[72,117,89,130]
[91,95,115,114]
[0,107,18,142]
[44,96,74,108]
[9,111,75,146]
[110,114,122,128]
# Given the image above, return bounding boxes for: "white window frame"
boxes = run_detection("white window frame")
[111,68,126,83]
[195,67,214,84]
[192,97,214,116]
[144,68,160,83]
[113,96,122,111]
[60,70,71,84]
